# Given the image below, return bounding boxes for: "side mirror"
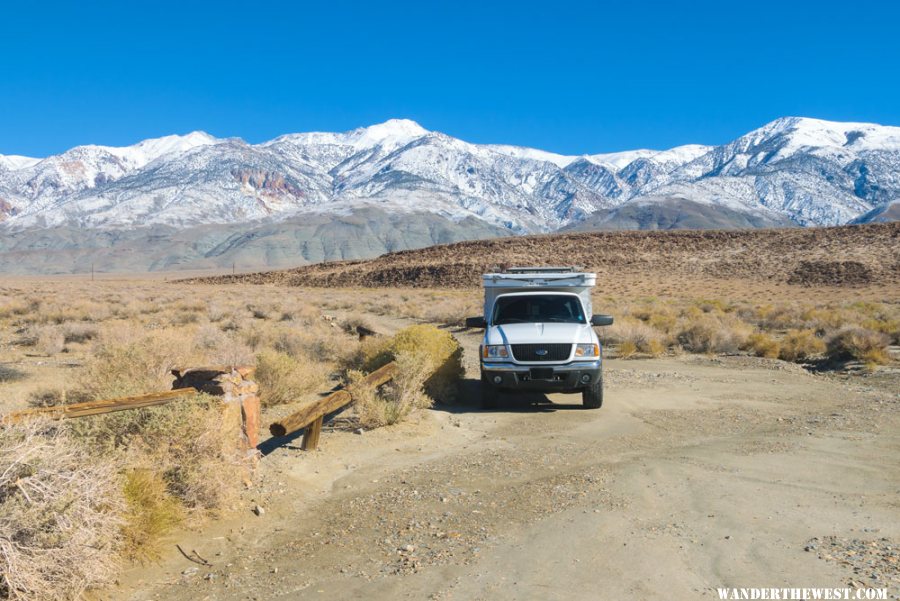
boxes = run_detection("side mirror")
[465,316,487,328]
[591,314,614,327]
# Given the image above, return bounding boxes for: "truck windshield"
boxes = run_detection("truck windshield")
[492,295,586,325]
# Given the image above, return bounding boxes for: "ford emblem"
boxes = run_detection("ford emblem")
[535,349,549,356]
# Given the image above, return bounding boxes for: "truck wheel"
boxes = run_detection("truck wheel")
[582,376,603,409]
[481,379,499,410]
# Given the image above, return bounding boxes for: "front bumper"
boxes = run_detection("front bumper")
[481,360,602,392]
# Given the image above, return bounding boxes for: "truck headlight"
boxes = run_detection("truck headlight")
[483,345,509,359]
[575,343,599,358]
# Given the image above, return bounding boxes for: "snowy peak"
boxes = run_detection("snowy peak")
[267,119,428,151]
[261,119,430,172]
[0,131,222,208]
[126,131,219,166]
[735,116,900,155]
[345,118,429,147]
[37,130,220,170]
[0,154,40,171]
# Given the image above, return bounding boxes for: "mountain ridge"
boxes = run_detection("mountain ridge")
[180,222,900,300]
[2,116,898,233]
[1,116,898,274]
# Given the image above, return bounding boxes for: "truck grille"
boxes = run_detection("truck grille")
[510,343,572,362]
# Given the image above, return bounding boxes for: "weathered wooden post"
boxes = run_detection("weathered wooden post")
[301,417,323,450]
[171,366,261,453]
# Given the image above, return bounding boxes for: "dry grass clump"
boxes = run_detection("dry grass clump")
[756,304,804,330]
[169,310,200,326]
[350,352,432,428]
[160,413,243,512]
[210,338,256,368]
[255,350,330,407]
[0,419,124,601]
[744,332,781,359]
[76,327,201,399]
[205,300,230,323]
[247,304,272,320]
[825,327,891,367]
[646,310,678,335]
[676,312,751,354]
[173,299,206,314]
[0,299,35,320]
[238,322,270,349]
[277,304,323,324]
[193,323,229,351]
[25,388,85,408]
[0,366,27,384]
[120,469,183,563]
[799,306,846,333]
[602,318,667,358]
[13,326,65,356]
[271,326,347,363]
[778,329,826,362]
[60,322,99,344]
[617,340,638,358]
[861,317,900,345]
[694,298,730,314]
[356,325,463,402]
[33,326,65,356]
[191,325,254,366]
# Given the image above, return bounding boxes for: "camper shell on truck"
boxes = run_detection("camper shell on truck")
[466,267,613,409]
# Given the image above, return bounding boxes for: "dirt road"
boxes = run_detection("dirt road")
[110,328,900,600]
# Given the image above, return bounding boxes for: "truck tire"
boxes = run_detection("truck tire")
[481,379,499,410]
[582,375,603,409]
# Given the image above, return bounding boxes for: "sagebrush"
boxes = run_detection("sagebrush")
[350,352,432,428]
[0,420,124,601]
[354,324,464,402]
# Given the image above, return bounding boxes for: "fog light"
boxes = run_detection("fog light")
[581,374,591,383]
[493,376,502,385]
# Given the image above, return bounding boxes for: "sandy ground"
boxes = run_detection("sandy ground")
[104,327,900,600]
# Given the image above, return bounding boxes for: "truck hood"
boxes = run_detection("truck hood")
[486,322,595,345]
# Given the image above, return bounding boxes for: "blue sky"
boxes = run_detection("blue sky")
[1,0,898,157]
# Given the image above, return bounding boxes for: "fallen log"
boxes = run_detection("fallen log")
[3,388,198,423]
[269,362,398,440]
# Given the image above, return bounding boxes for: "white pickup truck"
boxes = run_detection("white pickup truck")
[465,267,613,409]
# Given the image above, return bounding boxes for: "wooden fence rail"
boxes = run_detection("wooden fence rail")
[1,366,260,456]
[269,362,399,450]
[3,388,199,423]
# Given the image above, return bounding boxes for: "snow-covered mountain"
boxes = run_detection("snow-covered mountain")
[1,117,898,233]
